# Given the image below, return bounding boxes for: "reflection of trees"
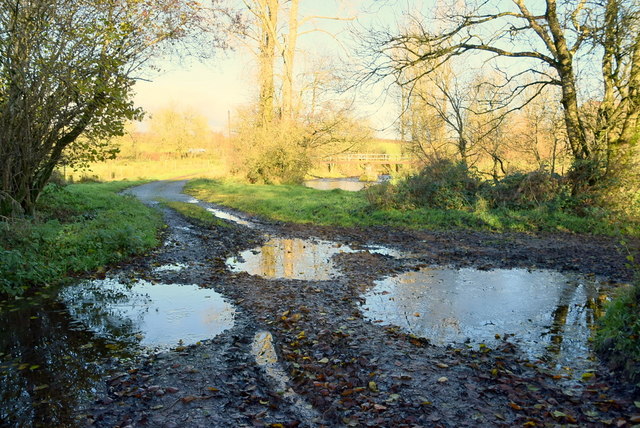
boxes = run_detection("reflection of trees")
[62,281,149,343]
[542,290,605,360]
[0,293,135,426]
[259,242,277,278]
[376,268,603,364]
[253,239,333,280]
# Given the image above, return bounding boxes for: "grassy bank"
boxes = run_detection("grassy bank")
[159,200,230,229]
[595,279,640,381]
[0,181,162,296]
[185,179,638,236]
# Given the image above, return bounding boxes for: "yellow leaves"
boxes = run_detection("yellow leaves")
[436,362,449,369]
[437,376,448,383]
[368,381,379,392]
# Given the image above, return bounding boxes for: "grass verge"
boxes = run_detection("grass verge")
[0,181,162,296]
[158,200,230,229]
[185,179,638,236]
[595,252,640,382]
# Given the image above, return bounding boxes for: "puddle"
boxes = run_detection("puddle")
[362,267,605,371]
[153,263,189,273]
[364,245,405,258]
[228,238,405,280]
[0,290,137,426]
[61,278,235,348]
[206,207,254,227]
[251,331,319,422]
[227,238,358,280]
[304,177,378,192]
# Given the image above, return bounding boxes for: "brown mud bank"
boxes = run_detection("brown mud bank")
[78,191,640,428]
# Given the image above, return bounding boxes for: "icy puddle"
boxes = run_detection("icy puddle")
[227,237,400,280]
[362,267,606,369]
[61,277,235,348]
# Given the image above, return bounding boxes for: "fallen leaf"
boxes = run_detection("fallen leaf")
[318,357,329,364]
[207,387,219,393]
[181,396,198,404]
[581,372,595,380]
[509,402,522,411]
[436,363,449,369]
[368,381,379,392]
[437,377,448,383]
[34,384,49,391]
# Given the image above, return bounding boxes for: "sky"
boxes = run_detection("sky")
[131,1,439,137]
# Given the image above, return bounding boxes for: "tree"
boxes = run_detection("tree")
[0,0,226,217]
[150,107,210,157]
[365,0,639,192]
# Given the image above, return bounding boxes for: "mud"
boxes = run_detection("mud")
[74,181,640,427]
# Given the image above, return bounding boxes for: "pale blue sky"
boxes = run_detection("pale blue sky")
[132,1,439,136]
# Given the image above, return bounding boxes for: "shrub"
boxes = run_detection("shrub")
[364,182,404,210]
[487,169,569,210]
[368,159,482,210]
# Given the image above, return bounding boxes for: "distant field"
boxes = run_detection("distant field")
[66,158,228,182]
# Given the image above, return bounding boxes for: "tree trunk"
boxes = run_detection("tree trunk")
[281,0,299,121]
[545,0,590,162]
[257,0,279,127]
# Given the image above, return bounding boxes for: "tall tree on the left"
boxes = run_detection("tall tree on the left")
[0,0,228,217]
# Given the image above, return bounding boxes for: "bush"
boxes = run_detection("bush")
[487,169,569,210]
[366,159,481,210]
[246,145,311,185]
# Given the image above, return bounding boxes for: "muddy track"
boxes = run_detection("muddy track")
[83,181,639,427]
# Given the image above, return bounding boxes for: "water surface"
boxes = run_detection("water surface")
[61,278,235,348]
[227,238,401,280]
[303,177,377,192]
[362,267,605,370]
[0,278,235,426]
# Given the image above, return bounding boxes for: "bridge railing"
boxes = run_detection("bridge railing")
[322,153,414,162]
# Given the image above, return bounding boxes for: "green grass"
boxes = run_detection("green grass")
[0,181,162,296]
[185,179,637,236]
[595,279,640,381]
[158,200,230,228]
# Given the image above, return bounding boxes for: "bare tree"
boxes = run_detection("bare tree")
[364,0,639,189]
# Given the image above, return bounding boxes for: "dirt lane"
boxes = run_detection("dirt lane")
[84,181,638,427]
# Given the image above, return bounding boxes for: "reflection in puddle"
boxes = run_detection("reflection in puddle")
[304,176,390,192]
[228,238,356,280]
[251,331,319,421]
[362,268,604,369]
[228,238,403,280]
[153,263,188,273]
[206,207,253,227]
[0,290,136,426]
[61,278,235,348]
